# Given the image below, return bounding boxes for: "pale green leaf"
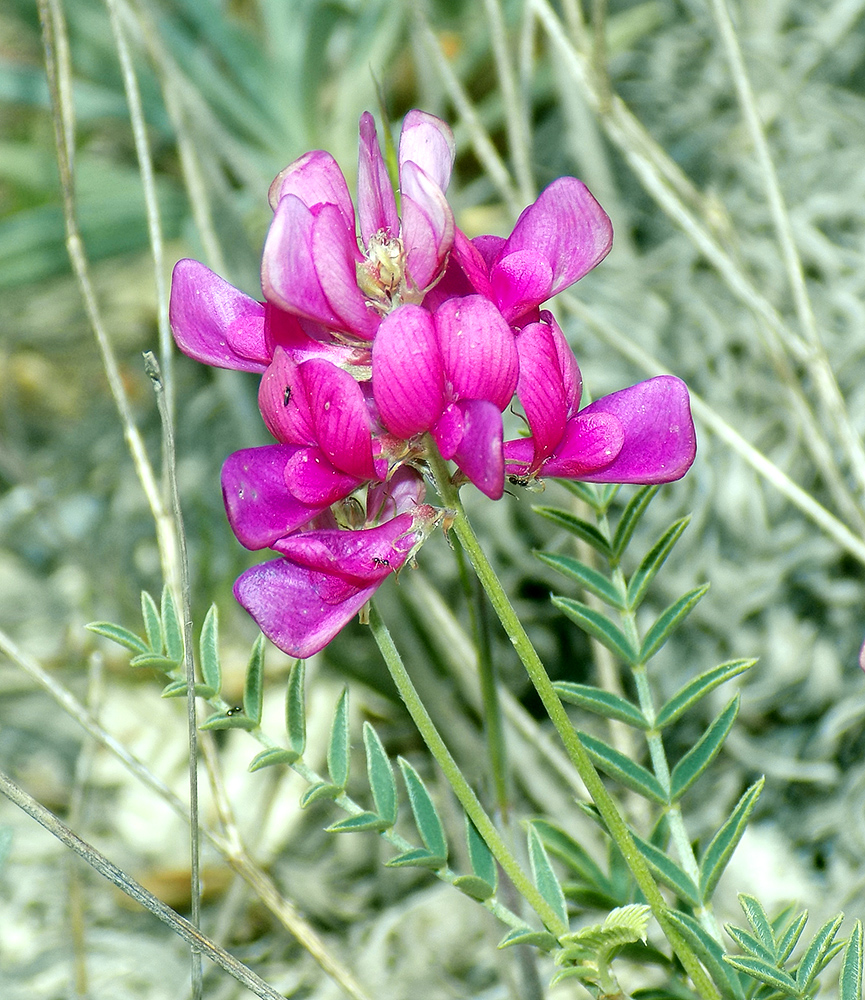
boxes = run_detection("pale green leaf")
[553,597,638,665]
[739,894,775,954]
[699,779,764,901]
[777,911,809,964]
[398,758,447,861]
[670,695,739,801]
[248,747,300,771]
[555,682,649,729]
[666,909,746,1000]
[285,660,306,757]
[533,820,610,893]
[385,848,446,870]
[242,634,265,726]
[640,585,709,661]
[160,680,215,699]
[528,823,568,929]
[160,586,183,662]
[128,653,180,672]
[840,920,863,1000]
[300,782,341,808]
[328,689,350,789]
[466,815,497,891]
[535,552,626,608]
[655,660,755,728]
[85,622,148,655]
[452,874,495,901]
[498,928,558,951]
[198,605,221,695]
[363,723,396,827]
[578,731,668,803]
[533,506,612,558]
[796,914,844,993]
[612,485,660,559]
[199,710,257,731]
[632,834,699,906]
[326,812,391,833]
[725,925,775,964]
[626,516,690,610]
[723,956,798,996]
[141,591,162,653]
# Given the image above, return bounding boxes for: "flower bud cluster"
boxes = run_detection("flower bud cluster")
[169,111,696,657]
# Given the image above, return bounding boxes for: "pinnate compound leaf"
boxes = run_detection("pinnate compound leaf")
[670,695,739,801]
[840,920,863,1000]
[285,659,306,757]
[141,591,163,652]
[452,875,495,901]
[666,909,747,1000]
[612,485,660,560]
[640,585,709,662]
[498,928,558,951]
[655,660,755,729]
[631,833,699,906]
[161,586,183,662]
[161,680,216,699]
[554,682,649,730]
[328,689,351,789]
[466,815,497,891]
[243,634,265,726]
[528,823,568,929]
[398,758,447,861]
[86,622,148,655]
[198,605,221,695]
[326,811,391,833]
[533,819,610,894]
[535,552,626,609]
[699,779,764,902]
[363,722,397,827]
[578,731,668,804]
[626,517,690,610]
[723,956,798,996]
[248,747,300,771]
[553,597,638,665]
[533,506,612,559]
[796,914,844,993]
[385,848,447,870]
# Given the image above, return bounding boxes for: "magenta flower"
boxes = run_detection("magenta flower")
[372,295,519,499]
[262,110,456,339]
[503,314,696,484]
[428,177,612,326]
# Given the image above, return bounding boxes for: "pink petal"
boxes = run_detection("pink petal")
[543,311,582,414]
[490,250,554,324]
[449,399,505,500]
[170,259,268,372]
[358,112,399,245]
[264,304,370,369]
[502,436,536,475]
[515,320,574,465]
[221,446,323,549]
[367,466,426,523]
[398,110,455,193]
[400,161,455,291]
[258,347,315,445]
[543,411,625,478]
[372,304,446,438]
[234,557,378,659]
[268,150,356,237]
[431,403,464,460]
[572,376,697,483]
[434,295,519,409]
[503,176,613,301]
[284,447,364,506]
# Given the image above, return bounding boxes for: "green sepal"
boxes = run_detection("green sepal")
[553,597,638,665]
[198,605,221,695]
[385,848,447,870]
[129,653,180,672]
[555,682,649,730]
[640,585,709,662]
[839,920,863,1000]
[795,914,844,993]
[699,778,764,901]
[723,956,798,996]
[85,622,149,655]
[285,659,306,757]
[300,782,342,807]
[452,875,495,901]
[532,506,612,559]
[626,517,690,610]
[465,815,497,890]
[577,731,668,804]
[160,586,183,662]
[327,689,350,789]
[199,710,257,731]
[361,723,397,827]
[497,928,558,952]
[528,823,568,929]
[326,811,391,834]
[631,833,700,906]
[535,552,626,609]
[666,909,746,1000]
[160,680,216,699]
[398,758,447,861]
[612,485,660,560]
[243,634,265,726]
[655,659,755,728]
[248,747,300,771]
[141,591,162,653]
[670,695,739,801]
[533,819,611,894]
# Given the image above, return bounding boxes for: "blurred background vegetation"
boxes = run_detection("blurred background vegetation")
[3,0,865,996]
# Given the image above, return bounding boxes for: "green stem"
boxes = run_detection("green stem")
[425,447,720,1000]
[368,602,568,937]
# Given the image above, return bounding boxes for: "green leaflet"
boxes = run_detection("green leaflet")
[198,605,221,695]
[242,635,265,726]
[626,517,690,610]
[328,689,351,790]
[498,928,558,952]
[300,782,342,808]
[725,925,775,965]
[528,823,568,930]
[777,912,809,964]
[666,909,746,1000]
[129,653,180,672]
[85,622,148,655]
[840,921,863,1000]
[631,834,699,907]
[199,710,257,731]
[655,660,755,728]
[161,680,216,699]
[535,551,626,608]
[465,814,497,891]
[141,591,163,653]
[699,778,764,902]
[554,682,649,730]
[248,747,300,771]
[534,820,611,897]
[452,875,495,902]
[385,848,446,870]
[795,914,844,994]
[363,723,397,828]
[398,758,447,861]
[738,893,775,953]
[640,585,709,662]
[326,811,391,834]
[723,956,798,996]
[532,505,613,559]
[577,731,668,804]
[669,695,739,801]
[552,597,638,665]
[160,586,183,663]
[285,659,306,758]
[612,485,660,560]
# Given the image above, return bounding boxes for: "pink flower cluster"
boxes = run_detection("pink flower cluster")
[169,111,696,658]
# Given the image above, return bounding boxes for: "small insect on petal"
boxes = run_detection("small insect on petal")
[283,386,292,407]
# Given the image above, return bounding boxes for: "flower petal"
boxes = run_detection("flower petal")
[431,402,464,460]
[434,295,519,410]
[398,110,455,193]
[449,399,505,500]
[358,112,399,245]
[367,466,426,523]
[300,359,376,480]
[542,411,625,478]
[268,149,356,236]
[490,250,554,324]
[170,259,268,372]
[372,304,445,438]
[284,447,364,506]
[399,161,455,291]
[221,446,323,549]
[258,347,315,445]
[573,376,697,483]
[265,303,369,368]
